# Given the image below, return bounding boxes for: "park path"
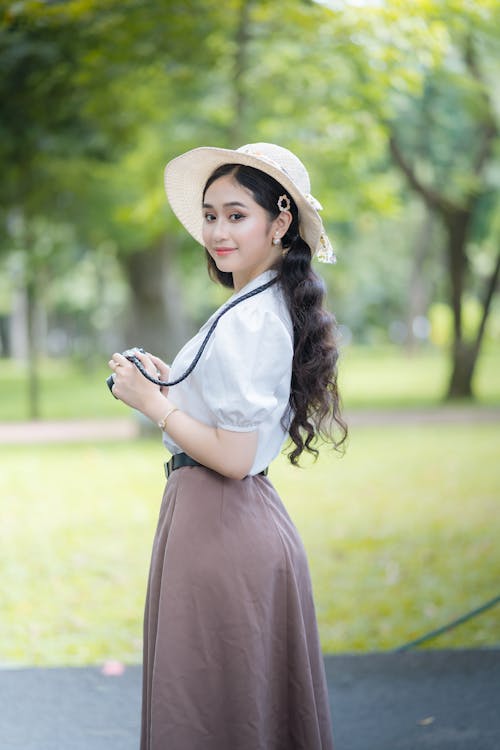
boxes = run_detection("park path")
[0,406,499,444]
[0,417,139,444]
[1,650,499,750]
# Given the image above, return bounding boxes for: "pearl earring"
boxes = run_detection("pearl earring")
[272,234,281,246]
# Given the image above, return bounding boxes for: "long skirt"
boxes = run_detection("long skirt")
[140,465,334,750]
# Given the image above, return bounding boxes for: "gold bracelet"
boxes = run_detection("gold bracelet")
[157,405,179,432]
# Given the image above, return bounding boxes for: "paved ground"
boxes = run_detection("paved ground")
[1,406,499,445]
[1,650,499,750]
[0,417,140,444]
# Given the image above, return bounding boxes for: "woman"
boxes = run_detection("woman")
[108,142,346,750]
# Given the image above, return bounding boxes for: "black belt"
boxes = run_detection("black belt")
[165,452,268,479]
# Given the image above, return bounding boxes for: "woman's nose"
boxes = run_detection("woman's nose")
[212,217,230,241]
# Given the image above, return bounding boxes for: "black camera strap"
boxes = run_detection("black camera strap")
[126,275,278,388]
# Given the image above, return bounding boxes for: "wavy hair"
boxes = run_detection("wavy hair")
[203,164,347,464]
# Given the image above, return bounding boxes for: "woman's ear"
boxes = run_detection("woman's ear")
[273,211,293,239]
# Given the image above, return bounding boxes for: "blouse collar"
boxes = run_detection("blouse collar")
[200,270,279,332]
[230,269,278,303]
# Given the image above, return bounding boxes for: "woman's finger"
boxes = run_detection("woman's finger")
[149,354,171,377]
[110,352,129,368]
[134,350,161,379]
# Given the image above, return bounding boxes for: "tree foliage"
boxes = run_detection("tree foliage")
[1,0,499,412]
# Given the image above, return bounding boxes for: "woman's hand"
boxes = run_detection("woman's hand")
[108,349,167,413]
[147,354,171,395]
[109,348,258,478]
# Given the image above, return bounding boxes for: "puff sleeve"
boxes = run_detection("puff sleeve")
[200,302,293,432]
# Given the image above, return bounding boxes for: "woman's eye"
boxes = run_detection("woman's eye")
[204,213,216,222]
[229,213,244,221]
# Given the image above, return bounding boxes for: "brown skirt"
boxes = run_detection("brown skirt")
[141,466,334,750]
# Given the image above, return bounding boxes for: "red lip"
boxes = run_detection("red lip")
[214,247,236,255]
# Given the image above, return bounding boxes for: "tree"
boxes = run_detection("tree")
[328,0,500,398]
[387,24,500,397]
[0,2,112,415]
[0,0,235,410]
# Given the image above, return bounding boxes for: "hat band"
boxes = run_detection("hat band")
[237,146,294,182]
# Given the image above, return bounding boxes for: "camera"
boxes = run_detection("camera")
[106,347,146,396]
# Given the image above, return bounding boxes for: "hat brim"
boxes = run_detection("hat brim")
[164,147,323,253]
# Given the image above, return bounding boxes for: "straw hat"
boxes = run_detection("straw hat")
[164,142,335,263]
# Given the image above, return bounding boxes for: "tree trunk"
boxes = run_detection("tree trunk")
[26,276,40,419]
[448,246,500,398]
[0,315,9,356]
[446,340,475,399]
[473,248,500,356]
[444,208,476,400]
[445,208,471,347]
[119,239,190,359]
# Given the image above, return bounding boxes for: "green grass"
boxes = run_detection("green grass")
[0,359,129,421]
[338,345,500,408]
[1,422,498,666]
[1,345,499,421]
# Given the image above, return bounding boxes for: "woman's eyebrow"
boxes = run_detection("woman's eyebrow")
[202,201,248,209]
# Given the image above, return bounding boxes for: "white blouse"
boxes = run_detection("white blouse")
[162,270,294,475]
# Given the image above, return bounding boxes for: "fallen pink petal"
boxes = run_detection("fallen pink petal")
[101,660,126,677]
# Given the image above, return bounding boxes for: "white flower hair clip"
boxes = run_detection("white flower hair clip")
[277,194,291,212]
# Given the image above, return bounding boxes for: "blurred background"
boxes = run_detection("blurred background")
[1,0,499,418]
[0,0,499,665]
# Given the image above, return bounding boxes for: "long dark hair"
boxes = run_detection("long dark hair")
[203,163,347,464]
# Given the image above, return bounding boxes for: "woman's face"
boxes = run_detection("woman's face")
[202,175,287,291]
